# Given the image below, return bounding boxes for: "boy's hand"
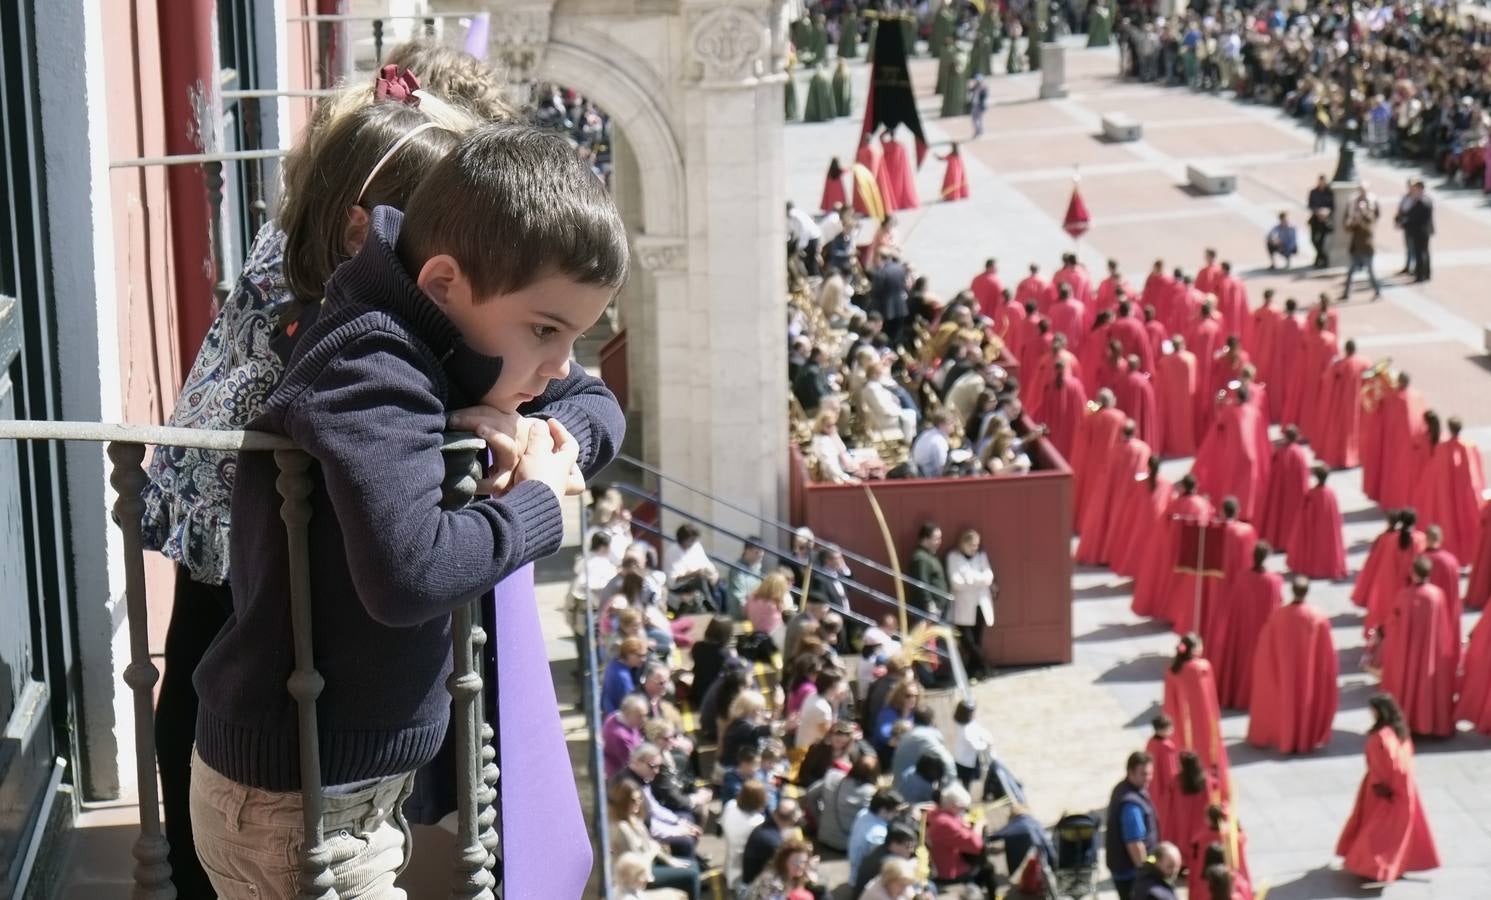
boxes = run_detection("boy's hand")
[514,418,580,502]
[451,406,527,495]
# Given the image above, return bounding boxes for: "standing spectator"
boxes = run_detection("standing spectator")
[1308,206,1334,269]
[1105,750,1159,900]
[908,521,950,619]
[1394,179,1417,276]
[1401,180,1434,282]
[969,73,990,138]
[1343,186,1382,301]
[1306,174,1334,224]
[946,528,996,676]
[725,538,767,618]
[786,201,823,276]
[952,699,995,790]
[1265,212,1298,269]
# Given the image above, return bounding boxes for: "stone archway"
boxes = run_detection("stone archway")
[479,0,790,534]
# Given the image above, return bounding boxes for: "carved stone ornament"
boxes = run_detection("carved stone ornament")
[486,4,555,83]
[689,6,768,83]
[633,236,688,272]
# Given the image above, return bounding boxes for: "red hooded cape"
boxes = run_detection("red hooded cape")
[1169,519,1254,639]
[881,134,920,210]
[1132,493,1213,619]
[821,161,848,213]
[1245,304,1281,383]
[1076,437,1150,565]
[852,139,884,216]
[1111,475,1173,578]
[1258,442,1310,553]
[939,150,968,201]
[1108,315,1155,374]
[1188,317,1225,440]
[1314,353,1370,469]
[1380,583,1458,737]
[1415,437,1486,562]
[1335,727,1440,881]
[1187,823,1250,900]
[1455,611,1491,733]
[1466,500,1491,611]
[1167,773,1217,857]
[1246,601,1338,752]
[1425,547,1463,648]
[1192,401,1269,522]
[1070,406,1125,527]
[1209,567,1283,710]
[1294,329,1339,441]
[1357,530,1427,632]
[1268,314,1304,425]
[1163,658,1230,798]
[1286,484,1348,580]
[1038,375,1089,462]
[1115,370,1160,451]
[1375,386,1427,511]
[1144,734,1182,841]
[1155,350,1198,457]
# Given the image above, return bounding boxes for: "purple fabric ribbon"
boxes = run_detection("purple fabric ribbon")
[463,12,491,60]
[491,564,593,897]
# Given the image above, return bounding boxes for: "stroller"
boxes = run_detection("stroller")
[1046,813,1101,899]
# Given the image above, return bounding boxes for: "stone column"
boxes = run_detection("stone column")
[1039,43,1067,99]
[679,1,790,540]
[1327,179,1359,268]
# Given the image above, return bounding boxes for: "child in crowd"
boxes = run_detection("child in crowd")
[722,745,763,804]
[1145,712,1181,841]
[188,123,630,895]
[952,699,995,790]
[760,737,790,810]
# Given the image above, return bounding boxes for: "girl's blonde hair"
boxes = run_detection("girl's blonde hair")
[612,853,652,891]
[755,572,790,606]
[728,689,767,722]
[277,91,478,302]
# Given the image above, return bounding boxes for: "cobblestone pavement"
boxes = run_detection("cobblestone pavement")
[779,40,1491,899]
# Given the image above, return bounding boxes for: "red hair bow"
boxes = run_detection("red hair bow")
[374,65,421,105]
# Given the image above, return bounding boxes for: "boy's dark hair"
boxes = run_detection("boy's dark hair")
[398,122,629,298]
[737,744,761,764]
[869,789,905,815]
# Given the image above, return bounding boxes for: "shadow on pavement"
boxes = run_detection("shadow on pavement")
[1094,653,1168,683]
[1261,865,1378,899]
[1076,620,1171,643]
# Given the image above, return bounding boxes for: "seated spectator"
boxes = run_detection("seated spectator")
[860,855,921,900]
[687,615,734,707]
[744,572,791,638]
[847,789,909,885]
[811,751,881,853]
[852,823,920,899]
[603,636,647,717]
[612,851,677,900]
[793,344,837,415]
[586,486,633,565]
[798,719,861,790]
[758,738,789,811]
[699,659,751,743]
[721,781,770,891]
[1266,211,1298,269]
[617,743,702,858]
[607,779,701,900]
[910,410,957,477]
[741,799,804,888]
[663,523,722,613]
[603,694,649,779]
[927,784,993,892]
[871,676,921,760]
[725,539,767,619]
[643,718,709,820]
[857,357,916,443]
[744,835,819,900]
[891,705,956,794]
[810,408,884,483]
[795,669,846,753]
[899,752,949,805]
[720,690,776,770]
[570,531,618,626]
[722,744,762,806]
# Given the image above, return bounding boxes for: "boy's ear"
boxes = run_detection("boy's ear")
[416,254,468,309]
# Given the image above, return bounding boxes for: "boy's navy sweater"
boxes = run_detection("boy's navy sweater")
[194,207,623,791]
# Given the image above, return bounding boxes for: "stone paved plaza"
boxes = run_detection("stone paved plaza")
[775,40,1491,900]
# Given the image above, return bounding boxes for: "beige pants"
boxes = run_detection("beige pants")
[189,749,415,899]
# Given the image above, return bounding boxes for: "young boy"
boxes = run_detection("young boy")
[190,123,629,896]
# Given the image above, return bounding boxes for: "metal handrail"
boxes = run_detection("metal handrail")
[614,452,956,605]
[286,12,483,22]
[613,483,946,634]
[578,504,613,899]
[221,88,340,100]
[109,148,291,169]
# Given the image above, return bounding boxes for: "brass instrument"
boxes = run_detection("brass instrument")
[1360,357,1395,412]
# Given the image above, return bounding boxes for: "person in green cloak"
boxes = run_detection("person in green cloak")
[832,58,853,118]
[785,63,800,122]
[838,9,859,59]
[971,27,993,77]
[866,19,878,64]
[941,48,971,117]
[803,65,836,122]
[1005,20,1024,73]
[929,1,954,59]
[791,16,812,56]
[810,12,830,65]
[1086,0,1112,47]
[935,35,958,94]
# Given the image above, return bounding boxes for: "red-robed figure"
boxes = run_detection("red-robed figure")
[851,134,884,216]
[1142,306,1168,361]
[1194,248,1223,297]
[1186,805,1251,900]
[1415,416,1486,562]
[1422,527,1463,646]
[1171,499,1253,639]
[1213,262,1248,339]
[1359,365,1395,500]
[1314,339,1370,469]
[821,156,848,212]
[1141,261,1176,325]
[1133,476,1212,619]
[1017,318,1053,395]
[1096,260,1136,316]
[1243,289,1282,382]
[1047,283,1087,350]
[1069,390,1125,526]
[1187,304,1225,440]
[1145,713,1182,840]
[1168,751,1219,851]
[1336,695,1440,882]
[1163,635,1230,801]
[1379,557,1458,737]
[1356,512,1427,633]
[1286,465,1348,580]
[1257,426,1310,553]
[1247,576,1338,752]
[1037,360,1089,461]
[1115,357,1160,450]
[1209,542,1282,710]
[1014,264,1050,310]
[1375,373,1427,510]
[880,131,919,209]
[1294,315,1339,441]
[1108,300,1155,374]
[1155,339,1198,457]
[1075,421,1148,566]
[1268,303,1304,424]
[994,298,1028,361]
[970,258,1005,322]
[1051,253,1093,310]
[1111,455,1173,578]
[1468,499,1491,612]
[1192,386,1269,522]
[1207,338,1250,410]
[1456,610,1491,734]
[939,144,969,201]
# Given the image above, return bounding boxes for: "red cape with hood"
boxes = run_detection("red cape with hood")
[1246,600,1337,752]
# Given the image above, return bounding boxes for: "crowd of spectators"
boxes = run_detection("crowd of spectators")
[787,202,1046,484]
[530,82,614,185]
[1117,2,1491,185]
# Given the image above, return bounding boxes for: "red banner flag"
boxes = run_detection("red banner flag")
[1175,519,1225,576]
[1063,182,1090,239]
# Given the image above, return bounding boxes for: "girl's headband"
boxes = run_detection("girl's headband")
[356,121,442,205]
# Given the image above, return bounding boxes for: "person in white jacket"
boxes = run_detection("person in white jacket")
[946,529,996,678]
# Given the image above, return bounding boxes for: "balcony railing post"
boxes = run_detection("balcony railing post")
[106,441,175,899]
[373,18,385,65]
[442,439,495,898]
[423,16,436,37]
[202,159,230,307]
[274,448,337,900]
[579,503,614,897]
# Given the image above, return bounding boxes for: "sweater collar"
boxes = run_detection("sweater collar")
[325,206,504,405]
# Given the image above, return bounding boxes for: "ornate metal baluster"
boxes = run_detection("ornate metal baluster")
[202,159,230,307]
[423,16,436,37]
[443,439,494,898]
[470,623,500,880]
[373,18,385,65]
[275,449,336,900]
[106,442,175,898]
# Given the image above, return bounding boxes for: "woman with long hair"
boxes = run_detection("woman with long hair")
[1336,695,1440,882]
[1163,634,1230,804]
[607,778,702,898]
